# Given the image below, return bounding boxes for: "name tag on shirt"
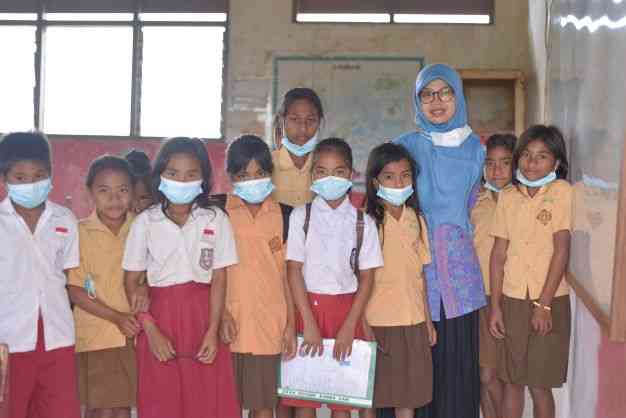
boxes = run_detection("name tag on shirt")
[55,226,69,235]
[201,228,214,242]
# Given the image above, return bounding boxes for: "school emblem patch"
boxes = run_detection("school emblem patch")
[537,209,552,226]
[199,248,214,271]
[269,236,282,253]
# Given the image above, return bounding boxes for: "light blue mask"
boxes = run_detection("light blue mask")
[281,133,318,157]
[233,178,275,204]
[158,176,203,204]
[376,185,414,206]
[310,176,352,201]
[516,169,557,188]
[483,181,501,193]
[7,178,52,209]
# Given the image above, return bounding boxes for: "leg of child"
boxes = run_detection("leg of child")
[529,387,555,418]
[480,366,503,418]
[86,407,132,418]
[502,383,524,418]
[295,407,316,418]
[252,408,274,418]
[331,410,350,418]
[359,408,376,418]
[276,404,294,418]
[394,407,413,418]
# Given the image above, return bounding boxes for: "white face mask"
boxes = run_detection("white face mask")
[428,125,473,147]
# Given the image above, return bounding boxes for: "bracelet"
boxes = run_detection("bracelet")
[532,301,552,311]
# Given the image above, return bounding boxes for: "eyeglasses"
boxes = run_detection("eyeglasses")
[418,87,455,104]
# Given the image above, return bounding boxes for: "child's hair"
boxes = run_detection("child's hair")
[273,87,325,142]
[123,149,152,190]
[85,155,135,188]
[515,125,569,179]
[311,137,353,171]
[0,132,52,176]
[152,137,213,209]
[486,133,517,155]
[226,135,273,177]
[365,142,420,227]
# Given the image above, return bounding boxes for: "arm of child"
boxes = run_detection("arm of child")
[532,230,571,336]
[421,278,437,346]
[0,343,7,403]
[489,237,509,339]
[287,260,323,357]
[197,267,227,364]
[68,285,140,338]
[334,268,375,362]
[219,308,238,345]
[125,270,176,362]
[281,265,297,360]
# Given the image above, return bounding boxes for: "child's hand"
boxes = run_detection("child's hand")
[489,305,506,339]
[132,284,151,313]
[301,320,323,357]
[531,307,552,336]
[426,321,437,346]
[282,325,297,361]
[333,322,355,362]
[196,331,218,364]
[361,318,376,343]
[0,343,8,403]
[114,312,141,338]
[143,322,176,362]
[219,310,238,344]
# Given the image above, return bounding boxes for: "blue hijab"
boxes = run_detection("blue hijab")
[414,63,469,133]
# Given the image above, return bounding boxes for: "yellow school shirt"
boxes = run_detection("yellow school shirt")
[366,208,431,327]
[68,212,134,353]
[490,180,572,300]
[471,188,498,295]
[271,147,313,207]
[225,195,288,355]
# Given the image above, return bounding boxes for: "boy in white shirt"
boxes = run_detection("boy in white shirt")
[0,132,80,418]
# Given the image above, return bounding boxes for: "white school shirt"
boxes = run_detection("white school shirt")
[286,196,383,295]
[123,205,238,286]
[0,198,79,353]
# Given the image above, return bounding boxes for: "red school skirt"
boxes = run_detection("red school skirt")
[136,282,240,418]
[282,292,366,411]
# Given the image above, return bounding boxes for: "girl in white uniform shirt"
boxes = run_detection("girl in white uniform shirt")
[283,137,383,418]
[122,137,240,418]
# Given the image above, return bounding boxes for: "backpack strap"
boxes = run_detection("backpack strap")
[303,202,312,239]
[354,209,365,276]
[279,203,293,243]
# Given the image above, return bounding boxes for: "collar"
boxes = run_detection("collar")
[427,125,473,147]
[147,204,212,222]
[0,198,63,218]
[83,210,134,235]
[226,194,280,215]
[312,195,354,214]
[477,187,497,203]
[277,147,312,172]
[518,181,553,199]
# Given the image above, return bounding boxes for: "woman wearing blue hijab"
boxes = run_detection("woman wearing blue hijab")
[391,64,486,418]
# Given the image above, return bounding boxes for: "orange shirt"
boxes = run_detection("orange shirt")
[68,212,134,352]
[471,188,497,295]
[366,208,431,327]
[225,195,288,355]
[271,147,313,207]
[491,180,572,300]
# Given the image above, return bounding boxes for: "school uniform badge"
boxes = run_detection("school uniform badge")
[199,248,214,271]
[269,236,282,253]
[537,209,552,226]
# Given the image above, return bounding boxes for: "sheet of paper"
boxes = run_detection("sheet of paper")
[278,337,376,408]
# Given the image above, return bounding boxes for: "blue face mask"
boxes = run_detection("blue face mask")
[281,133,318,157]
[233,178,275,204]
[310,176,352,201]
[516,169,557,188]
[7,178,52,209]
[376,185,414,207]
[158,176,203,205]
[483,181,501,193]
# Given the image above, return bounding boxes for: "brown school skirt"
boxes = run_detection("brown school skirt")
[372,323,433,408]
[479,298,498,369]
[497,295,571,388]
[77,340,137,409]
[232,353,280,410]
